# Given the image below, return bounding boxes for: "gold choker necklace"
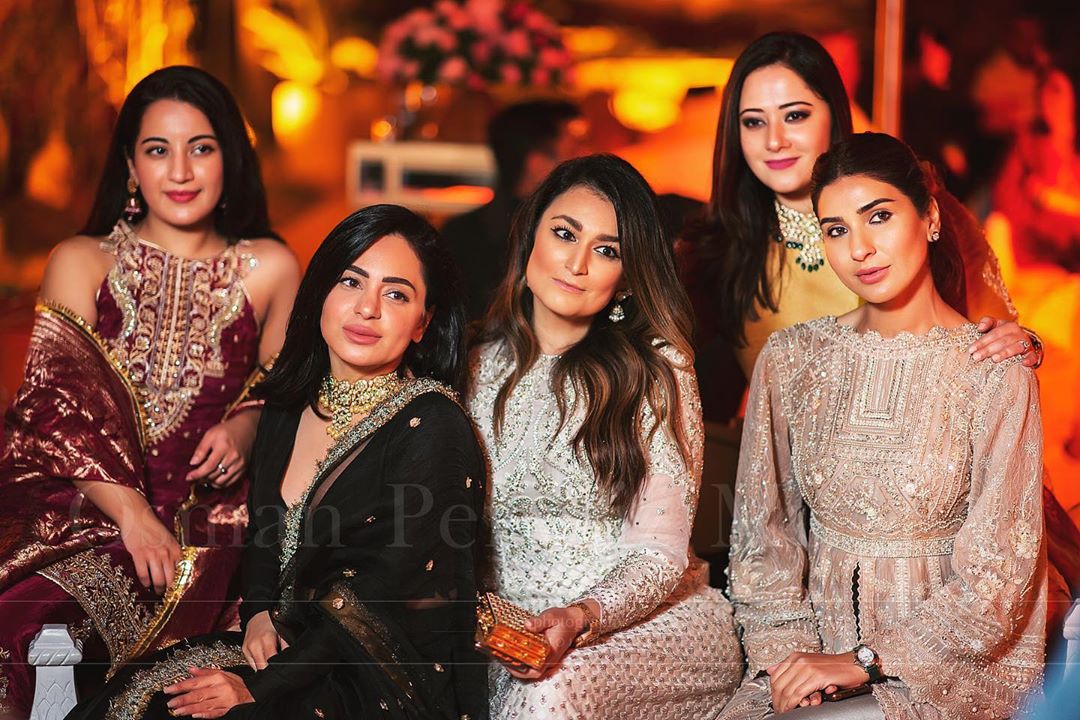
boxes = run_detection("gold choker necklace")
[774,199,825,272]
[318,372,406,440]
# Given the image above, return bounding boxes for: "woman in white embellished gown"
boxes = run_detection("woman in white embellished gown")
[469,154,744,719]
[719,133,1046,720]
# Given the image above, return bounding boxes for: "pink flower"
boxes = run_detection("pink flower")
[443,5,471,31]
[523,10,551,32]
[434,0,458,17]
[467,72,487,91]
[434,28,458,52]
[403,60,421,80]
[500,63,522,85]
[503,29,530,58]
[466,0,503,35]
[530,66,550,86]
[471,40,493,64]
[438,56,469,83]
[384,19,410,44]
[539,46,567,70]
[376,53,403,82]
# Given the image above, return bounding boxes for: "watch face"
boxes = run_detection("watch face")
[856,646,875,666]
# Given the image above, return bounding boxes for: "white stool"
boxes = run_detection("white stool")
[28,624,81,720]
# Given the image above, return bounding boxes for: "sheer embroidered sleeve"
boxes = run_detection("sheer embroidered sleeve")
[727,337,821,674]
[573,348,703,635]
[863,362,1045,718]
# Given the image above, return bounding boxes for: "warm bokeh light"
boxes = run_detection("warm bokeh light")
[75,0,195,107]
[330,37,379,78]
[241,5,326,85]
[272,81,322,140]
[577,56,733,131]
[562,26,620,57]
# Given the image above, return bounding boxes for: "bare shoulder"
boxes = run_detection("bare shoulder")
[244,237,299,280]
[40,235,115,320]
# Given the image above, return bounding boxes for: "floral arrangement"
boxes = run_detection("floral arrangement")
[377,0,573,89]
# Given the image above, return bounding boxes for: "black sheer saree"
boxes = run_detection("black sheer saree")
[69,379,489,720]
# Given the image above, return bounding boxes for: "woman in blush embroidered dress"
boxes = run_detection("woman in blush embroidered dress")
[719,133,1046,720]
[69,204,487,720]
[469,154,743,719]
[0,66,300,718]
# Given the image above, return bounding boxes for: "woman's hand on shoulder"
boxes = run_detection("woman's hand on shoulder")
[39,235,114,326]
[242,238,300,364]
[969,317,1041,368]
[164,666,255,717]
[242,610,287,671]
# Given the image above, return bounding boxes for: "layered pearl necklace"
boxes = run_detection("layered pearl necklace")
[774,199,825,272]
[318,371,406,440]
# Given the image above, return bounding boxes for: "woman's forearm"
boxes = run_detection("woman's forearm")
[72,479,152,529]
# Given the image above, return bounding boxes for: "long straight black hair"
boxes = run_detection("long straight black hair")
[810,132,967,314]
[258,204,467,409]
[683,32,852,345]
[478,154,695,518]
[80,65,280,243]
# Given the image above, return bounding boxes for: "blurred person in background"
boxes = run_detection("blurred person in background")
[902,29,978,201]
[441,99,586,323]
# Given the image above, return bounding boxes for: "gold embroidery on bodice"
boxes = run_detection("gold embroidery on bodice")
[101,222,258,444]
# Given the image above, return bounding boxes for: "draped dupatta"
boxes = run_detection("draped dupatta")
[0,303,248,667]
[0,303,147,590]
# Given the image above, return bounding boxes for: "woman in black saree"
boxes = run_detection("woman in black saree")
[69,204,488,720]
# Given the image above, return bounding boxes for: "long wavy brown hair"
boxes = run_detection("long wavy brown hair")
[476,154,696,518]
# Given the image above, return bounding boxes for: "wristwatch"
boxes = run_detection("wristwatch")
[569,601,600,648]
[852,644,884,683]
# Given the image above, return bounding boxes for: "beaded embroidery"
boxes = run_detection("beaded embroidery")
[774,199,825,272]
[100,221,258,444]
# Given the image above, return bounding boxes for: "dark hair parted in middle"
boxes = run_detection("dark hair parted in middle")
[682,32,852,345]
[478,154,695,518]
[258,204,467,408]
[810,132,967,313]
[81,65,280,243]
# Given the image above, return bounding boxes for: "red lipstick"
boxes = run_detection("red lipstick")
[165,190,200,203]
[764,158,798,170]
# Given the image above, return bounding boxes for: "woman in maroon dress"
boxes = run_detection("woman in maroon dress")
[0,66,300,718]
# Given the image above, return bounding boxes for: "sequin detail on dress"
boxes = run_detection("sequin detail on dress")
[469,343,742,719]
[723,317,1046,720]
[100,221,258,444]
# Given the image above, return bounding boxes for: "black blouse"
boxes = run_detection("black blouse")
[240,382,488,719]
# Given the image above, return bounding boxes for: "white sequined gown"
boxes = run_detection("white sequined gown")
[720,318,1046,720]
[469,342,744,720]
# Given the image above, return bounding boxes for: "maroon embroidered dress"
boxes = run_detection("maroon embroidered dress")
[0,221,262,716]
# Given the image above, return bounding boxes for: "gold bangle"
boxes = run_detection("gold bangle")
[568,601,600,648]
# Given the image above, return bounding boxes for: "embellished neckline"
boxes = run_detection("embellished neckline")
[112,220,236,264]
[820,315,977,349]
[774,200,825,272]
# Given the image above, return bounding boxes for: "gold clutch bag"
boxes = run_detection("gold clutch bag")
[474,592,552,672]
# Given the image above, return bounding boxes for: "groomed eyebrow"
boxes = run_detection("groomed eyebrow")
[551,214,619,244]
[345,265,417,291]
[819,197,896,226]
[139,134,219,145]
[738,100,814,116]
